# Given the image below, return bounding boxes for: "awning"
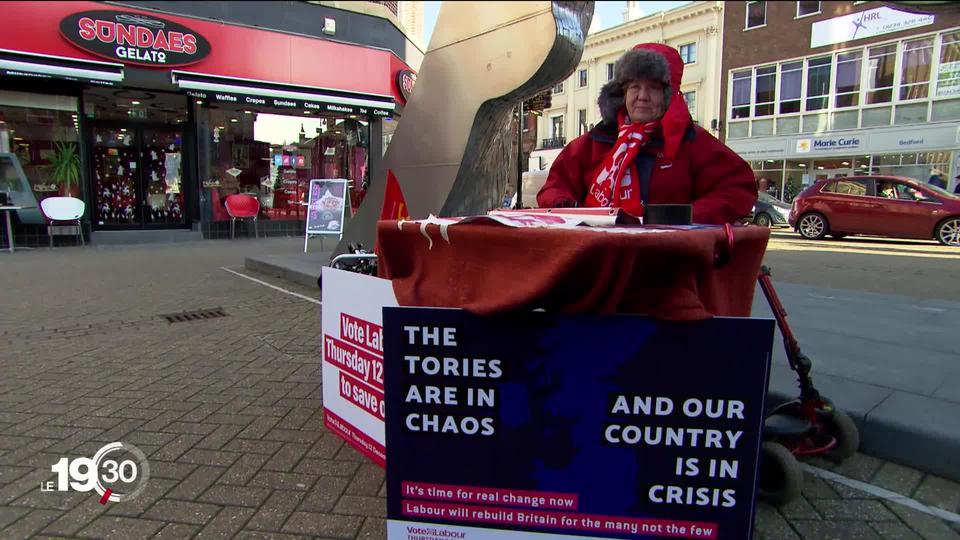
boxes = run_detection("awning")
[171,71,394,117]
[0,49,123,86]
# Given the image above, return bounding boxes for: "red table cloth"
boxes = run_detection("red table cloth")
[376,221,769,321]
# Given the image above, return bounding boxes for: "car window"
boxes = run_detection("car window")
[876,181,898,199]
[822,180,869,196]
[895,183,932,201]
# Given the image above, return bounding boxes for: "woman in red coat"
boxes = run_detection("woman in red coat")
[536,43,757,225]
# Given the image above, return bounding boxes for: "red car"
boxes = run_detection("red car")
[788,175,960,246]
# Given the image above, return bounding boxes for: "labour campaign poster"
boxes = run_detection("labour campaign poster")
[383,307,774,539]
[321,267,397,466]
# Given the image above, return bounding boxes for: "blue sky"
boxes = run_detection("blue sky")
[422,1,692,47]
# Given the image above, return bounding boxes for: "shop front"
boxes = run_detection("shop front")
[727,123,960,201]
[0,1,412,243]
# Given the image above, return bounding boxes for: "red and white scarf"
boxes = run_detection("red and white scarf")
[584,110,660,214]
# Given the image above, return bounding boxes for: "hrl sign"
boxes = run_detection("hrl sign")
[60,11,211,67]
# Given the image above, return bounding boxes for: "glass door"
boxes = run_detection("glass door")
[91,125,186,228]
[92,126,140,226]
[141,128,185,226]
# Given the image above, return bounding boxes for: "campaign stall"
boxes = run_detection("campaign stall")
[321,215,774,539]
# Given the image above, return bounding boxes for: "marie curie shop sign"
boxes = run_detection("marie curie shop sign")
[796,135,862,154]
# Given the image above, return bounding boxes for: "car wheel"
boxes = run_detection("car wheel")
[798,213,829,240]
[754,213,773,227]
[935,217,960,246]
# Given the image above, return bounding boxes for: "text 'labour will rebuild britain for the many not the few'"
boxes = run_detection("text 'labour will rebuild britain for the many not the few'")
[402,325,500,436]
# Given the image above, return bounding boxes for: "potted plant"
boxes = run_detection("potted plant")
[47,141,81,197]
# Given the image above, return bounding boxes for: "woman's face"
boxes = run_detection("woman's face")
[624,79,665,123]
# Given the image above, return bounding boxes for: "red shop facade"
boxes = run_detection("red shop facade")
[0,1,414,242]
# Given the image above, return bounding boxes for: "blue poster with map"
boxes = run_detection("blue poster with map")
[383,307,774,540]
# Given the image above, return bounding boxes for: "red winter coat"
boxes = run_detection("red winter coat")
[536,43,757,224]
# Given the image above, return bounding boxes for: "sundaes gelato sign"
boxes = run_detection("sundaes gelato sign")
[60,11,211,67]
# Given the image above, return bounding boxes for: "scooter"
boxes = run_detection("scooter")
[756,265,859,505]
[317,243,378,289]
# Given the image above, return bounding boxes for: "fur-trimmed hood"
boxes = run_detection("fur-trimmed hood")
[596,43,691,159]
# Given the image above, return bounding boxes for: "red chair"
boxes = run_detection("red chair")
[224,194,260,239]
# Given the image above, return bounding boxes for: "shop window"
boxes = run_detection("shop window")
[751,118,774,136]
[727,121,749,139]
[0,90,80,203]
[606,63,615,81]
[805,56,831,111]
[683,91,697,118]
[203,108,369,222]
[731,70,752,118]
[866,44,896,104]
[779,61,803,114]
[578,69,588,88]
[894,102,928,124]
[936,31,960,97]
[680,43,697,65]
[900,38,933,100]
[578,109,587,136]
[801,113,827,133]
[776,117,800,134]
[835,51,862,108]
[754,66,776,116]
[931,98,960,121]
[861,106,891,127]
[745,1,766,30]
[796,1,820,17]
[831,110,858,130]
[553,82,564,94]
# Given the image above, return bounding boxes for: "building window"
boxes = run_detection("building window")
[745,1,766,30]
[754,66,776,116]
[731,69,752,118]
[867,44,896,104]
[578,109,587,136]
[900,38,933,100]
[553,82,564,94]
[683,91,697,118]
[805,56,831,111]
[606,63,615,81]
[796,1,820,18]
[679,43,697,64]
[779,61,803,114]
[551,115,564,139]
[937,31,960,97]
[835,51,862,108]
[578,69,588,88]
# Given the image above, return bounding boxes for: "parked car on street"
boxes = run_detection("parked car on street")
[788,176,960,246]
[749,192,792,227]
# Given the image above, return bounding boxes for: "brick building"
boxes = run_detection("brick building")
[719,1,960,198]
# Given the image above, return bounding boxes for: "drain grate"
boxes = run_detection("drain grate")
[161,307,228,324]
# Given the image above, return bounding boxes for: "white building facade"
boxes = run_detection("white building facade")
[530,1,725,172]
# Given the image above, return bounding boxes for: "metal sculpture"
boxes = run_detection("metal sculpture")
[334,1,593,255]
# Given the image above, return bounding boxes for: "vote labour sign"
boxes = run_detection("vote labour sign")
[383,307,774,539]
[321,267,398,466]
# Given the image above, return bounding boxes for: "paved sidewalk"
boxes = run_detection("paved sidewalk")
[1,239,958,539]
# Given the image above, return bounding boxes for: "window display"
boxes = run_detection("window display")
[0,90,80,204]
[203,107,369,223]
